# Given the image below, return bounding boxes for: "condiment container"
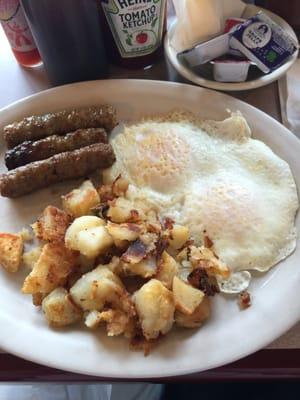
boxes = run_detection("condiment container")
[99,0,167,69]
[230,12,298,73]
[211,58,251,82]
[178,33,229,67]
[0,0,41,67]
[224,17,245,58]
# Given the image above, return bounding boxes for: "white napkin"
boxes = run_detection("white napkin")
[279,59,300,137]
[171,0,246,52]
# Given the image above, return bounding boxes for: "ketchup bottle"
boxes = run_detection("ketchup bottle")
[0,0,41,67]
[98,0,167,68]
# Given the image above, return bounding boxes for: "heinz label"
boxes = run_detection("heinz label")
[101,0,166,58]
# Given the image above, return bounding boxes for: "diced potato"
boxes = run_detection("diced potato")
[106,222,143,242]
[65,216,106,251]
[18,228,33,242]
[85,310,102,329]
[23,246,42,270]
[176,247,189,263]
[133,279,175,340]
[111,176,129,197]
[62,180,100,218]
[76,226,113,258]
[32,206,71,242]
[175,297,211,328]
[172,276,204,315]
[114,238,129,249]
[107,197,135,223]
[22,243,78,294]
[169,225,189,250]
[155,251,178,289]
[70,266,135,316]
[32,292,46,306]
[190,246,230,278]
[42,287,82,327]
[122,257,157,278]
[98,183,114,202]
[0,233,23,272]
[85,309,130,336]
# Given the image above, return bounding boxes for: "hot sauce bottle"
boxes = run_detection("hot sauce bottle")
[0,0,41,67]
[99,0,167,68]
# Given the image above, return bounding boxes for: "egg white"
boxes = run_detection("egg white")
[103,111,298,277]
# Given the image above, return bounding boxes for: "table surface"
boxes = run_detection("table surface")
[1,20,300,381]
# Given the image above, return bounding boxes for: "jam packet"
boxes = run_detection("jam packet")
[229,12,298,73]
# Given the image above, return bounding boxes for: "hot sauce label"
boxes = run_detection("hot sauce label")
[101,0,165,58]
[0,0,36,52]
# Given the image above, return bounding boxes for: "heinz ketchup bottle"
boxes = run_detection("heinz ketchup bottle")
[98,0,167,68]
[0,0,41,67]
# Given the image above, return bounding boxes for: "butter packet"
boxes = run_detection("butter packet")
[230,12,298,73]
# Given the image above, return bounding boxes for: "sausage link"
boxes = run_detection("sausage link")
[0,143,115,198]
[5,128,108,170]
[3,105,117,148]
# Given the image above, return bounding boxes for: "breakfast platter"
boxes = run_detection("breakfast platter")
[0,79,299,379]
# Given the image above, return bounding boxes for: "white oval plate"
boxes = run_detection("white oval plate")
[0,79,299,378]
[165,5,299,91]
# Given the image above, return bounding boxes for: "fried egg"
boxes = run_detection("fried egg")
[103,111,298,282]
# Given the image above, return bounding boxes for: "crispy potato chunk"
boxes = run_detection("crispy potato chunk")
[18,228,33,242]
[42,287,82,327]
[70,266,135,315]
[62,180,100,218]
[65,216,112,258]
[22,243,78,294]
[176,247,189,263]
[76,226,113,258]
[133,279,175,340]
[173,276,204,315]
[85,309,130,336]
[111,176,129,197]
[98,175,129,202]
[85,310,102,329]
[106,222,143,242]
[169,225,189,250]
[0,233,23,272]
[65,216,105,247]
[190,246,230,278]
[23,246,42,270]
[107,197,139,223]
[155,251,178,289]
[175,297,211,328]
[32,292,46,306]
[122,257,157,278]
[32,206,71,242]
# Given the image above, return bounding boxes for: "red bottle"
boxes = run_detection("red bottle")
[0,0,41,67]
[98,0,167,69]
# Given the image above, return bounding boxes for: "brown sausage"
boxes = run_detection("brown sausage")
[0,143,115,198]
[5,128,108,170]
[3,105,117,148]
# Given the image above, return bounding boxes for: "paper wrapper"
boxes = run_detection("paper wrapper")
[171,0,246,52]
[279,59,300,138]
